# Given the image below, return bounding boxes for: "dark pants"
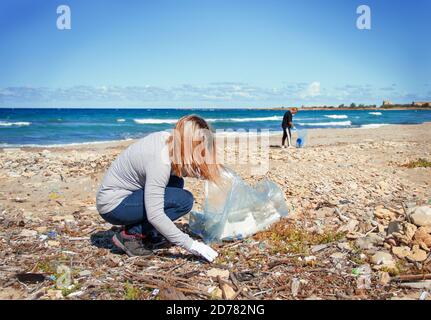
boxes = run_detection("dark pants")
[101,176,194,236]
[282,127,291,146]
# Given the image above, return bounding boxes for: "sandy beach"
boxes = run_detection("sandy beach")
[0,123,430,300]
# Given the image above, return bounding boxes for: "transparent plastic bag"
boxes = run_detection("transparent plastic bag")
[296,129,308,148]
[189,168,288,242]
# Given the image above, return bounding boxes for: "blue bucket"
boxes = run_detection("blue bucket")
[295,130,308,148]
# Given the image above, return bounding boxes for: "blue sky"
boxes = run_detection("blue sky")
[0,0,430,108]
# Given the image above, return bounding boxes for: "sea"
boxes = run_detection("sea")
[1,108,431,147]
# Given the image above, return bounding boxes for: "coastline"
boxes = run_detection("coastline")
[264,107,431,111]
[2,121,430,152]
[2,108,431,148]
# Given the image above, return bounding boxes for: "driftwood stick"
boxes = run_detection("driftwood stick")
[178,270,201,278]
[166,262,186,274]
[125,277,209,297]
[273,283,291,292]
[401,202,411,223]
[268,257,300,269]
[229,272,241,290]
[230,273,257,300]
[217,275,227,300]
[223,241,243,249]
[392,274,431,282]
[125,273,212,297]
[231,287,243,300]
[229,272,245,300]
[138,272,192,282]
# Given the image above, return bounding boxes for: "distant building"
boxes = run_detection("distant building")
[412,101,431,107]
[382,100,392,106]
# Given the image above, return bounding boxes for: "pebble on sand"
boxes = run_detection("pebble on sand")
[371,252,395,268]
[413,226,431,248]
[411,206,431,227]
[406,245,428,262]
[392,246,411,259]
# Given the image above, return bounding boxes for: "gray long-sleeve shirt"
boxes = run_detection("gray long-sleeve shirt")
[96,131,194,250]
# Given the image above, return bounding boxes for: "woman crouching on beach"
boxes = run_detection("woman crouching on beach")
[96,115,220,262]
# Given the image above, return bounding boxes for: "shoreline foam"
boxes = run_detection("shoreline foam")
[1,121,431,149]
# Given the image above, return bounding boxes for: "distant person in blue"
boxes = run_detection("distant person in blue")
[281,107,298,148]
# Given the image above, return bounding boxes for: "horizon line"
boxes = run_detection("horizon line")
[0,103,423,110]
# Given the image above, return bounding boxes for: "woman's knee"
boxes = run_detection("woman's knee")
[100,190,146,226]
[181,189,194,212]
[100,210,124,226]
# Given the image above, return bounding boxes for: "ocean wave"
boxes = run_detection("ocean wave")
[215,130,282,137]
[0,138,134,148]
[117,119,126,122]
[324,115,348,119]
[218,116,283,122]
[298,121,352,126]
[134,116,283,124]
[360,123,390,129]
[369,112,382,115]
[0,121,31,127]
[134,119,178,124]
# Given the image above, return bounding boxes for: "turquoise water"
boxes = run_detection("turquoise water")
[1,108,430,146]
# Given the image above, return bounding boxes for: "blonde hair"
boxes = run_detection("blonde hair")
[167,115,221,182]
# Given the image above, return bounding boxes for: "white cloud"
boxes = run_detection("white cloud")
[300,81,321,98]
[0,82,428,107]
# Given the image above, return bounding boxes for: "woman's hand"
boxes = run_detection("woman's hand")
[189,240,218,262]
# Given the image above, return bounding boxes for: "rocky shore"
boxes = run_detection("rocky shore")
[0,123,430,300]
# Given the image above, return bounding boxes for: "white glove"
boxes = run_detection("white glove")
[189,241,218,262]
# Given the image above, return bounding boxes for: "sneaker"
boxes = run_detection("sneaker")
[281,145,287,149]
[112,231,153,257]
[144,230,170,249]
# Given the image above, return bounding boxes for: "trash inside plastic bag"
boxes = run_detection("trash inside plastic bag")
[189,168,288,242]
[296,129,308,148]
